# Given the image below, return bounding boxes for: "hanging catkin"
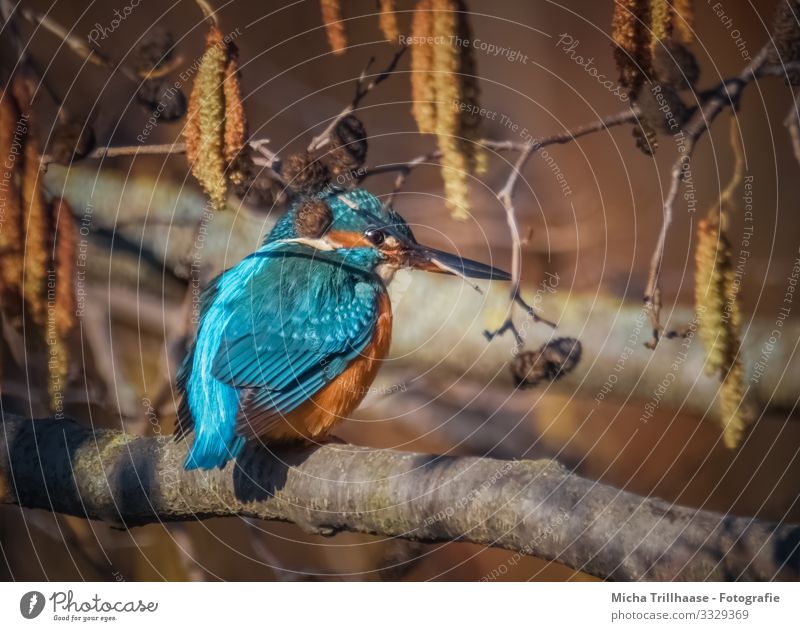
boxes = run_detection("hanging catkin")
[415,0,483,218]
[432,0,469,217]
[694,116,749,448]
[649,0,673,46]
[321,0,347,55]
[612,0,652,96]
[411,0,437,134]
[695,217,739,376]
[51,198,77,339]
[184,26,231,211]
[671,0,695,44]
[0,90,24,300]
[379,0,400,41]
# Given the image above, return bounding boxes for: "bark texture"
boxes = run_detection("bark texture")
[1,415,798,581]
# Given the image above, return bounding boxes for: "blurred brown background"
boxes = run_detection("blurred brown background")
[1,0,799,581]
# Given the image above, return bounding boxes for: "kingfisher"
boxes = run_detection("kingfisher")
[176,187,510,470]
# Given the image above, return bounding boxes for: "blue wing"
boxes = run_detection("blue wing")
[209,243,381,438]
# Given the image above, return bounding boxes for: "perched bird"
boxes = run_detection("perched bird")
[176,187,510,470]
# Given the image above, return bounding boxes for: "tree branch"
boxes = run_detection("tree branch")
[643,46,774,346]
[1,416,797,581]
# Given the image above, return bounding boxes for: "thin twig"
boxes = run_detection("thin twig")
[19,7,139,83]
[307,47,407,152]
[194,0,219,27]
[480,110,638,344]
[643,46,770,347]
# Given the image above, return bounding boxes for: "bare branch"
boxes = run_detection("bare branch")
[307,47,407,152]
[643,46,771,347]
[19,7,139,84]
[1,415,797,581]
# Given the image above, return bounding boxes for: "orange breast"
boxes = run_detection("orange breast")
[258,291,393,442]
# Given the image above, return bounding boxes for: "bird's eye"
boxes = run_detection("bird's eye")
[365,228,385,246]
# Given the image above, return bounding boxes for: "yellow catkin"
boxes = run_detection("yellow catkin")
[52,198,77,338]
[379,0,400,41]
[13,76,48,326]
[411,0,437,134]
[649,0,673,46]
[321,0,347,55]
[719,360,747,448]
[184,26,228,211]
[432,0,470,218]
[671,0,694,44]
[612,0,652,96]
[0,91,24,299]
[695,116,749,447]
[695,217,736,376]
[222,45,248,182]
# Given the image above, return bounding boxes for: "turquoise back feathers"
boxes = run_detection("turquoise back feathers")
[177,188,400,470]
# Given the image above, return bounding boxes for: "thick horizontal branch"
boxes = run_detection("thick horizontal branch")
[1,416,797,581]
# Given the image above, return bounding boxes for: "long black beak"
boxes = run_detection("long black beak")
[405,244,511,281]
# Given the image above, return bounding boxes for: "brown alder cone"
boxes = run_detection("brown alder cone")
[512,337,582,389]
[379,0,400,41]
[0,90,24,300]
[321,0,347,55]
[411,0,437,134]
[612,0,652,96]
[767,0,800,84]
[282,151,331,196]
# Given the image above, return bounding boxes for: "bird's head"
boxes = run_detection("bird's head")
[269,188,511,282]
